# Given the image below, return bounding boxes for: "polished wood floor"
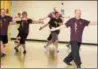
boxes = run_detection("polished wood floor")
[1,41,97,68]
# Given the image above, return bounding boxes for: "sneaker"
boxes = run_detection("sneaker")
[63,59,72,65]
[23,50,26,54]
[56,49,59,53]
[77,65,81,68]
[1,53,6,58]
[44,46,49,52]
[67,44,71,49]
[14,47,19,52]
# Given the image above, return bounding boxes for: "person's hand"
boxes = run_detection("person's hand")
[50,27,55,31]
[39,18,43,21]
[39,20,44,24]
[22,17,28,20]
[39,27,43,30]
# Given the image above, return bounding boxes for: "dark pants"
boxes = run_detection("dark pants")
[64,41,81,66]
[0,35,8,44]
[20,32,28,44]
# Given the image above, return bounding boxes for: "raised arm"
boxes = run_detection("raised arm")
[50,18,72,31]
[39,23,49,30]
[32,19,44,24]
[50,24,66,31]
[10,17,21,25]
[83,19,97,26]
[39,16,48,21]
[89,21,97,25]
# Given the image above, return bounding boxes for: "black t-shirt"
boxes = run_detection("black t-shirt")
[16,19,32,33]
[49,18,63,29]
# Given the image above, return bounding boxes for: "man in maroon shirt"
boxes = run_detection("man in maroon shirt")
[0,9,19,57]
[50,9,91,68]
[0,9,12,57]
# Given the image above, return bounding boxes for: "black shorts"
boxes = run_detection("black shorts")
[0,35,8,44]
[47,30,60,41]
[19,32,28,44]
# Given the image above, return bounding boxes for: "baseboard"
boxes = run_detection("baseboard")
[11,38,98,46]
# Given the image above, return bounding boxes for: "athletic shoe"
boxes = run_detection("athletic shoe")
[44,46,49,52]
[77,65,81,68]
[56,49,59,53]
[1,53,6,58]
[23,50,26,54]
[14,47,19,52]
[63,59,72,65]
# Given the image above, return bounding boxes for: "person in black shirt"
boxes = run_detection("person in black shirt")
[39,12,63,54]
[14,11,43,54]
[14,12,22,43]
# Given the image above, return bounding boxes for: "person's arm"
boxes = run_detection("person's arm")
[32,20,44,24]
[39,12,52,20]
[62,16,71,19]
[39,23,49,30]
[89,21,97,25]
[39,17,48,21]
[50,24,66,31]
[50,18,72,31]
[82,19,96,26]
[10,17,21,25]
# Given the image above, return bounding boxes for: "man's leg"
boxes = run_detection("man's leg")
[44,33,53,51]
[71,41,81,68]
[14,43,21,52]
[54,40,59,53]
[63,42,73,65]
[1,43,6,57]
[1,35,8,57]
[51,31,59,53]
[22,44,26,54]
[21,33,28,54]
[63,52,73,65]
[15,32,20,43]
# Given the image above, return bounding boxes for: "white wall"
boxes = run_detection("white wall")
[11,1,97,43]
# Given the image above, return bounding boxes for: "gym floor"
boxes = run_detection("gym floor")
[1,41,97,68]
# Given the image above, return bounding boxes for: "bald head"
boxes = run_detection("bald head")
[74,9,81,19]
[54,7,58,12]
[0,9,6,17]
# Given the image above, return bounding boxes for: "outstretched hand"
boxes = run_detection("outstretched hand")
[39,27,43,30]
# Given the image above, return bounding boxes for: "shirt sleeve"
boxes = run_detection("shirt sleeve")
[28,19,33,24]
[9,16,13,22]
[65,19,72,27]
[16,20,22,24]
[83,19,90,26]
[59,18,63,23]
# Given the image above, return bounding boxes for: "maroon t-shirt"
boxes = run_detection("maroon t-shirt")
[65,18,90,42]
[0,15,12,35]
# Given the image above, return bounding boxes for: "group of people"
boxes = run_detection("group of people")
[0,7,93,68]
[0,9,43,57]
